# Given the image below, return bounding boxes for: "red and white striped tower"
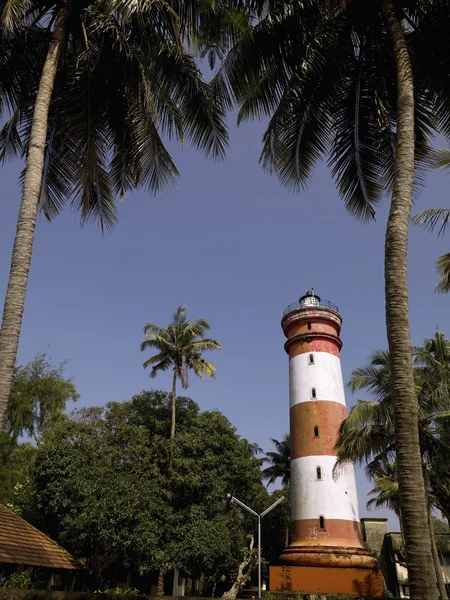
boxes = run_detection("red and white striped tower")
[270,290,382,596]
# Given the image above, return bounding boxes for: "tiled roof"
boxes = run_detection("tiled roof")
[0,504,83,570]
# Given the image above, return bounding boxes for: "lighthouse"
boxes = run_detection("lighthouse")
[269,290,383,597]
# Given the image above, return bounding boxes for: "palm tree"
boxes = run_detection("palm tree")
[0,0,229,432]
[140,306,221,445]
[365,461,448,600]
[216,2,450,595]
[335,333,450,598]
[262,434,290,547]
[412,206,450,293]
[262,434,290,487]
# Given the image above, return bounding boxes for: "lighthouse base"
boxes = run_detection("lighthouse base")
[269,547,383,597]
[269,564,384,597]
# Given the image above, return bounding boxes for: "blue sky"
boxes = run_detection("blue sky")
[0,113,448,532]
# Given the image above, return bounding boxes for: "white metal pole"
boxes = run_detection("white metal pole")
[258,515,261,599]
[227,494,285,599]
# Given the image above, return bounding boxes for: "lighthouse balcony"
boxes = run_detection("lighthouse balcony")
[283,298,339,317]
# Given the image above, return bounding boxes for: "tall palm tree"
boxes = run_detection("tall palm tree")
[412,206,450,293]
[140,306,221,444]
[335,333,450,598]
[216,2,450,595]
[0,0,229,432]
[262,434,290,487]
[365,460,448,600]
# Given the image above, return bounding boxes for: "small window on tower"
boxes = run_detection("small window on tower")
[307,322,312,331]
[314,426,319,438]
[319,516,326,530]
[316,466,322,480]
[309,354,314,365]
[311,387,317,399]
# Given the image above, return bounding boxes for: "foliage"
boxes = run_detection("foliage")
[432,516,450,554]
[412,208,450,293]
[0,572,31,589]
[141,306,221,443]
[335,330,450,522]
[7,353,78,441]
[0,436,35,505]
[0,1,230,227]
[141,306,221,390]
[0,354,77,505]
[262,434,290,487]
[26,390,266,590]
[215,1,449,218]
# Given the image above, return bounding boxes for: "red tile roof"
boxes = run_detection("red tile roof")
[0,504,83,570]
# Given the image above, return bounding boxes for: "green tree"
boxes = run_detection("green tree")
[140,306,221,444]
[7,353,78,442]
[412,207,450,293]
[0,437,35,505]
[335,332,450,599]
[28,390,265,594]
[262,434,290,487]
[0,0,229,433]
[0,353,77,505]
[218,3,450,596]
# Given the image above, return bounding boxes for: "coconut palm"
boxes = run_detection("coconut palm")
[262,434,290,487]
[412,206,450,293]
[217,2,450,595]
[262,434,290,548]
[366,460,400,516]
[0,0,230,433]
[140,306,221,446]
[365,460,448,600]
[335,332,450,598]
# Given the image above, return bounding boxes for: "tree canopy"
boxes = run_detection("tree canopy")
[26,390,267,592]
[0,353,78,506]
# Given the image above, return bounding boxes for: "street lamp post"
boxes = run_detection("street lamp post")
[227,494,286,599]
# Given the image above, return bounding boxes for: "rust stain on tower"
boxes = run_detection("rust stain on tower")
[269,289,384,597]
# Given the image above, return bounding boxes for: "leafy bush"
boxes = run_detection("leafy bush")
[0,572,32,589]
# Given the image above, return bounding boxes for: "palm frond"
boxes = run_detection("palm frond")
[140,335,173,354]
[262,433,290,487]
[0,106,22,161]
[412,208,450,237]
[1,0,30,31]
[147,356,173,377]
[436,253,450,294]
[328,26,390,222]
[188,356,217,380]
[347,350,391,400]
[435,149,450,171]
[185,338,222,353]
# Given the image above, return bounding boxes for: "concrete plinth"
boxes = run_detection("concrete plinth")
[269,563,384,597]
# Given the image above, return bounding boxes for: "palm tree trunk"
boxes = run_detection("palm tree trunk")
[0,2,71,430]
[157,569,164,596]
[170,370,177,440]
[429,509,448,599]
[381,1,436,599]
[168,370,177,469]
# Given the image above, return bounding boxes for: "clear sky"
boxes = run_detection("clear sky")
[0,112,448,532]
